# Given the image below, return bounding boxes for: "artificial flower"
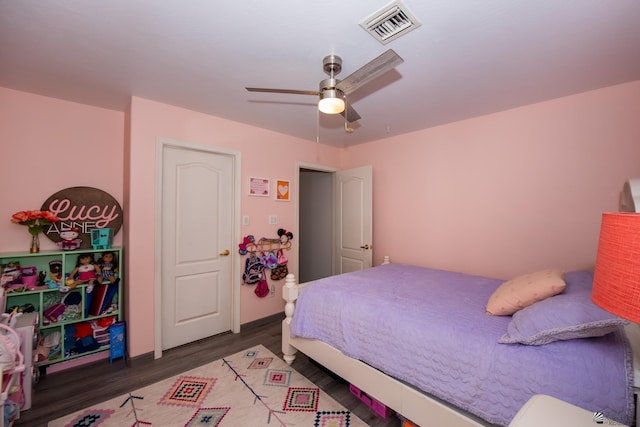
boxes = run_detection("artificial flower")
[11,210,60,235]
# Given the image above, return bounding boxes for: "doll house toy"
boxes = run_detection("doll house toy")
[91,228,113,250]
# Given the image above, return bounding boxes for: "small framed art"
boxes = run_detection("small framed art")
[249,176,270,197]
[276,179,290,201]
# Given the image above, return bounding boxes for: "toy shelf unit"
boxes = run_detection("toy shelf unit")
[1,247,122,368]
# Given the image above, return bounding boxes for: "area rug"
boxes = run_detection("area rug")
[48,345,368,427]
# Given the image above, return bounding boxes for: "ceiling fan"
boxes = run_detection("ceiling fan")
[246,49,403,123]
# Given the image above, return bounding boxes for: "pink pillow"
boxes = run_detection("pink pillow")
[486,269,566,316]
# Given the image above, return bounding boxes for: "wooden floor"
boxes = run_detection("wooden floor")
[16,314,401,426]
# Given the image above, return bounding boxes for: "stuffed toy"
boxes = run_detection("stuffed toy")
[57,228,82,250]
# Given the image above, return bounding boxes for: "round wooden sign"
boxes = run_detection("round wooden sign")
[41,186,123,249]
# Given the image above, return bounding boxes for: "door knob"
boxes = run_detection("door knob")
[360,244,370,250]
[220,249,230,256]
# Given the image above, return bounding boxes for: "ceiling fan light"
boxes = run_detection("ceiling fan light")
[318,90,345,114]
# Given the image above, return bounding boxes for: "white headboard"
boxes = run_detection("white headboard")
[621,178,640,212]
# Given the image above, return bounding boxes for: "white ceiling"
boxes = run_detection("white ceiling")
[2,1,640,148]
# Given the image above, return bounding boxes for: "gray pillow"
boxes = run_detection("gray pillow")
[499,271,628,345]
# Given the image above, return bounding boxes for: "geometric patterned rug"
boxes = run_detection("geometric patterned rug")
[48,345,368,427]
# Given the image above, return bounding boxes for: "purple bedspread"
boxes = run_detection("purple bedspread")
[289,264,634,426]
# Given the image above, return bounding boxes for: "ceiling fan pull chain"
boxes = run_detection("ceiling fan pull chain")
[343,97,348,132]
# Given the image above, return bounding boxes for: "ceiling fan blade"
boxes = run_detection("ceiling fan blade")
[336,49,404,96]
[246,87,319,96]
[341,103,361,123]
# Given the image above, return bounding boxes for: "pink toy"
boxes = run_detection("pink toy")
[57,228,82,250]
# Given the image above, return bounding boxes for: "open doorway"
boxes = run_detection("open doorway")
[297,163,373,283]
[298,167,334,283]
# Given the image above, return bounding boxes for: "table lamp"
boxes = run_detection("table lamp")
[591,212,640,323]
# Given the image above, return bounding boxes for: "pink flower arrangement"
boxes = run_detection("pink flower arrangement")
[11,210,60,235]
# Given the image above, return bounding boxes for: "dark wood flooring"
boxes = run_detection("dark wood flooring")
[16,314,401,426]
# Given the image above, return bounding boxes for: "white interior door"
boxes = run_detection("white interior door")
[334,165,373,274]
[161,144,233,350]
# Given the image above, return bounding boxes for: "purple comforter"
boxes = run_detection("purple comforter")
[289,264,634,426]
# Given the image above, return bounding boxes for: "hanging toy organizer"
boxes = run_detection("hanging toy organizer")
[239,238,292,254]
[239,229,294,297]
[238,228,294,255]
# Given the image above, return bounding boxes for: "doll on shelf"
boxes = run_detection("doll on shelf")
[66,253,101,291]
[44,260,62,289]
[97,251,120,285]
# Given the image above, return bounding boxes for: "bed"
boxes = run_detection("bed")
[281,260,635,427]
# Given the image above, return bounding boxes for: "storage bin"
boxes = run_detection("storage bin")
[399,416,420,427]
[349,383,394,418]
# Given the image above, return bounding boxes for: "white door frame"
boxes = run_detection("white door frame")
[154,138,242,359]
[295,161,338,281]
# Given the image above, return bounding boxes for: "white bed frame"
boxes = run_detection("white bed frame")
[281,258,489,427]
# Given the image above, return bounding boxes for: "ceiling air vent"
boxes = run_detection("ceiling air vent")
[359,0,421,45]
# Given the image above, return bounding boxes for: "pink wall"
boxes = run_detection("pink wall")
[0,87,124,251]
[125,97,341,357]
[345,81,640,279]
[2,80,639,362]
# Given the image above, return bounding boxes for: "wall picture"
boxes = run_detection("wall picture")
[276,179,290,201]
[248,176,270,197]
